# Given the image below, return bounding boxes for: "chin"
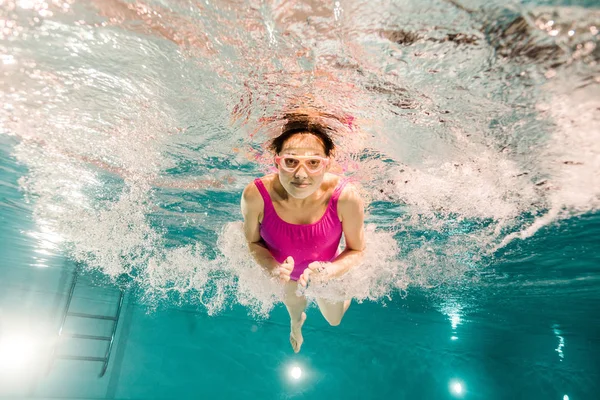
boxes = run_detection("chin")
[284,184,318,199]
[288,190,313,199]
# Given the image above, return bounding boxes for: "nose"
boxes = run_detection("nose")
[293,164,309,179]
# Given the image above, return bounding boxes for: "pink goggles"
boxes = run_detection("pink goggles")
[274,155,330,173]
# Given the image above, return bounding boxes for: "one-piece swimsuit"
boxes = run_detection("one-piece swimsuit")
[254,177,348,281]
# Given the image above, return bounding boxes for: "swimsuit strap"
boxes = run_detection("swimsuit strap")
[254,177,349,215]
[253,178,275,215]
[330,177,350,211]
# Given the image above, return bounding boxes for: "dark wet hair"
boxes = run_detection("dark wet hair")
[268,114,336,157]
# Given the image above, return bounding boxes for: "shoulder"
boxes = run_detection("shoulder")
[242,179,260,202]
[241,177,267,214]
[337,180,364,213]
[323,173,343,192]
[243,174,275,196]
[338,179,362,201]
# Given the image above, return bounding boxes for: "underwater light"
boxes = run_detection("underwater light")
[449,379,465,397]
[0,334,38,372]
[290,366,302,380]
[563,395,569,400]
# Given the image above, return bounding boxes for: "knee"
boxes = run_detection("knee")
[283,292,306,309]
[284,295,305,308]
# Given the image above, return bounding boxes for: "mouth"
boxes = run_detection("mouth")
[291,182,310,188]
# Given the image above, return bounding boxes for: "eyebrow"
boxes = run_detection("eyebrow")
[282,151,324,156]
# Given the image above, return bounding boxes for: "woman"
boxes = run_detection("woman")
[241,115,365,353]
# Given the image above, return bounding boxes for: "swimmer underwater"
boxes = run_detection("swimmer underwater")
[241,114,366,353]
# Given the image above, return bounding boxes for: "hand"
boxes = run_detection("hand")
[298,262,332,288]
[273,256,294,284]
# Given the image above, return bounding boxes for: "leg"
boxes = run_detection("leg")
[283,281,307,353]
[316,298,351,326]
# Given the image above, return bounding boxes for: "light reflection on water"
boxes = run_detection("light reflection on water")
[553,323,565,361]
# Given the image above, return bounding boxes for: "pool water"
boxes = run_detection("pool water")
[1,0,599,399]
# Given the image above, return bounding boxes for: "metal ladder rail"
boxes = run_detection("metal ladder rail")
[49,267,125,377]
[47,267,80,371]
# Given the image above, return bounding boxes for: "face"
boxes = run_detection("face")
[276,133,330,199]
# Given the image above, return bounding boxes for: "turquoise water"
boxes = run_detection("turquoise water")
[2,141,599,397]
[1,0,600,398]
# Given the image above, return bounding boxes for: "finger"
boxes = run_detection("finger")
[298,275,307,287]
[281,261,293,270]
[300,270,311,287]
[297,272,305,287]
[280,263,294,273]
[279,267,290,277]
[285,256,294,264]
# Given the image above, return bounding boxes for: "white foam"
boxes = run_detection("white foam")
[217,222,403,313]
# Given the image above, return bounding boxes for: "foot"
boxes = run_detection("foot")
[290,312,306,353]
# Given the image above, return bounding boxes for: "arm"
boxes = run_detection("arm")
[298,183,365,287]
[240,182,279,274]
[90,0,213,52]
[327,184,366,278]
[21,132,234,190]
[153,176,235,190]
[81,153,233,190]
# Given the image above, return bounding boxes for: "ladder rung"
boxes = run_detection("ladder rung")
[48,267,126,378]
[55,355,107,362]
[63,333,112,341]
[67,312,117,321]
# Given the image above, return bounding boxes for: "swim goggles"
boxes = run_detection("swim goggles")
[274,155,330,173]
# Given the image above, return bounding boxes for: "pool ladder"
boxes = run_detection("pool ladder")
[48,267,125,377]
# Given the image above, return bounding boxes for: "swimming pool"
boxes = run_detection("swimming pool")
[1,0,599,398]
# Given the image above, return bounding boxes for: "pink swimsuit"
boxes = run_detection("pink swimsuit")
[254,178,348,281]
